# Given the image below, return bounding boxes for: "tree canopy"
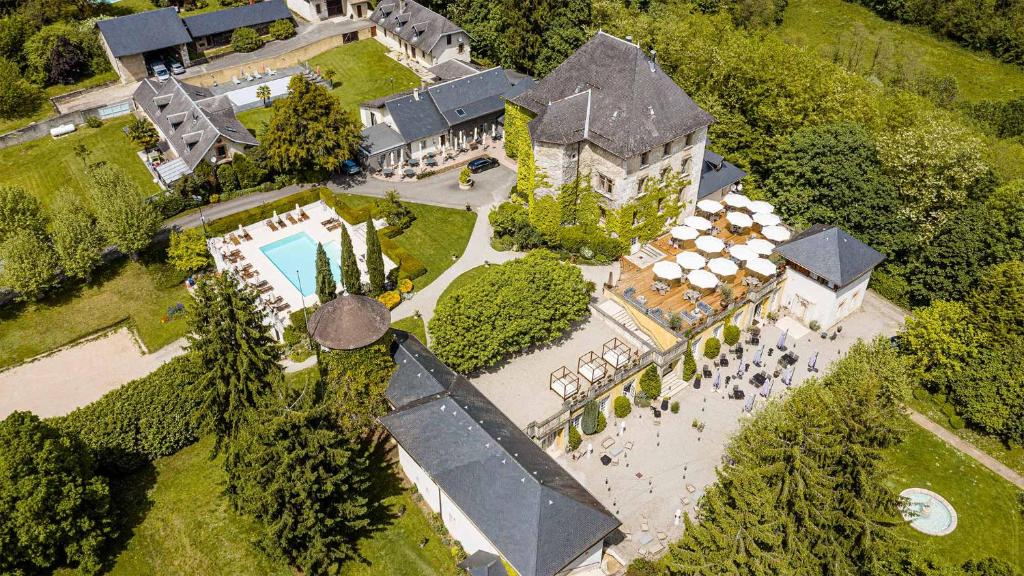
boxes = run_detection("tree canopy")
[86,165,161,259]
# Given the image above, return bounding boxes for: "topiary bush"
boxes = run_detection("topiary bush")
[377,290,401,309]
[912,387,930,401]
[670,400,680,414]
[704,337,721,360]
[269,19,295,40]
[568,425,582,451]
[230,27,262,52]
[581,400,599,435]
[596,412,607,434]
[941,403,957,418]
[614,395,631,418]
[683,345,697,380]
[723,323,740,346]
[639,365,662,400]
[948,414,965,429]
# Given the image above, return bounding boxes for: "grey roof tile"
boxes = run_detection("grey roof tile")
[512,31,714,159]
[183,0,291,38]
[698,150,746,199]
[370,0,463,55]
[429,59,479,81]
[385,90,448,142]
[774,224,885,288]
[97,8,192,57]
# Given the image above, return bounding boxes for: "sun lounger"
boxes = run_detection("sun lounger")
[267,219,278,232]
[232,75,242,85]
[299,209,309,221]
[228,234,240,246]
[286,213,299,225]
[686,484,696,493]
[641,520,649,531]
[273,302,291,312]
[326,222,342,231]
[601,437,615,449]
[267,67,276,76]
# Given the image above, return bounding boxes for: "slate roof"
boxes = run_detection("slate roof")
[774,224,885,288]
[459,551,506,576]
[698,150,746,199]
[511,31,715,159]
[370,0,464,55]
[133,78,257,175]
[382,333,620,576]
[183,0,291,38]
[385,90,449,142]
[360,122,406,157]
[97,8,192,57]
[429,59,479,81]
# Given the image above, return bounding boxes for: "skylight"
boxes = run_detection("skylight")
[455,108,466,117]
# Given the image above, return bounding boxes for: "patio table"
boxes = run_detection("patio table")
[403,168,415,178]
[609,446,624,457]
[408,158,420,167]
[382,168,395,177]
[637,533,655,546]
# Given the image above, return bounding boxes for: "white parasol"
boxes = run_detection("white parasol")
[652,260,683,280]
[761,225,791,242]
[745,238,775,255]
[695,235,725,254]
[676,251,707,270]
[670,225,699,241]
[746,257,777,276]
[687,269,719,289]
[696,199,724,214]
[752,212,781,226]
[683,215,713,231]
[728,244,757,261]
[726,211,753,228]
[723,193,750,208]
[747,200,774,214]
[707,257,739,277]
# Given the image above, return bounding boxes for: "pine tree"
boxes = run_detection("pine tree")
[187,274,281,451]
[315,242,335,304]
[683,344,697,380]
[365,218,385,296]
[339,224,362,295]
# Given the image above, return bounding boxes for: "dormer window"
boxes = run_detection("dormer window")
[640,150,650,167]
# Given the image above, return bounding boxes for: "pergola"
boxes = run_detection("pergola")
[602,338,633,369]
[550,366,580,400]
[578,351,609,383]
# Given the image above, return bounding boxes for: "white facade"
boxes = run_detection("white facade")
[373,28,471,68]
[287,0,370,21]
[779,268,871,329]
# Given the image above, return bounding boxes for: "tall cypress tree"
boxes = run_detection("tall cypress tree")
[365,219,385,296]
[314,242,335,304]
[187,273,281,452]
[340,224,362,295]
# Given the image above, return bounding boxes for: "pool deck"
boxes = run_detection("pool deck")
[208,200,395,322]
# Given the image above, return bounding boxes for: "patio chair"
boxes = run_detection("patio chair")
[267,219,278,232]
[232,75,242,85]
[286,213,299,225]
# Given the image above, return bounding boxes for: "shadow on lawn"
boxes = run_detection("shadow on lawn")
[342,438,407,568]
[99,462,158,573]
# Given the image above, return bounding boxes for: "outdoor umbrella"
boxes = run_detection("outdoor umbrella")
[752,212,781,227]
[776,329,789,350]
[728,244,757,262]
[726,211,753,228]
[745,238,775,255]
[695,235,725,254]
[760,379,774,398]
[753,345,764,366]
[707,257,738,277]
[696,199,724,214]
[653,260,683,281]
[782,366,794,386]
[748,200,774,214]
[713,371,721,389]
[808,351,819,371]
[746,257,777,276]
[670,225,699,241]
[676,251,707,270]
[723,193,750,208]
[684,215,713,231]
[761,225,791,242]
[687,269,719,289]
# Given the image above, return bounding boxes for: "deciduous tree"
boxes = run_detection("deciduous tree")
[167,227,210,274]
[0,185,46,242]
[49,190,103,281]
[0,228,57,300]
[86,165,160,259]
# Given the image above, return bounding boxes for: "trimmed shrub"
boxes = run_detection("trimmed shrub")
[912,387,930,401]
[614,395,631,418]
[377,290,401,309]
[670,400,680,414]
[459,167,472,185]
[581,401,599,435]
[596,412,607,434]
[639,365,662,400]
[568,425,582,451]
[948,415,966,429]
[934,393,947,404]
[704,337,721,360]
[57,355,204,474]
[723,323,740,346]
[398,278,414,293]
[230,27,262,52]
[941,403,957,418]
[809,320,821,331]
[269,19,295,40]
[683,345,697,380]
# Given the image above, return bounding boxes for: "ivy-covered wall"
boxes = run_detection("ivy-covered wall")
[503,101,537,205]
[603,172,687,245]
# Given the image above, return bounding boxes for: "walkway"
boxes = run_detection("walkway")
[907,409,1024,489]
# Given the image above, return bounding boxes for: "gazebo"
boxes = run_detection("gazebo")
[307,294,391,350]
[602,338,633,369]
[578,351,609,383]
[550,366,580,400]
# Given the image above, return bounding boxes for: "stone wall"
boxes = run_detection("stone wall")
[0,100,135,150]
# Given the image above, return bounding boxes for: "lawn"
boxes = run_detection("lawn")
[777,0,1024,103]
[95,436,462,576]
[392,315,427,343]
[109,0,234,16]
[884,421,1023,572]
[437,265,489,304]
[0,116,158,213]
[0,258,189,369]
[0,70,120,135]
[334,192,477,289]
[237,40,421,136]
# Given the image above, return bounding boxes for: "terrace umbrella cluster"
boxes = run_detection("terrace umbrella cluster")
[653,260,683,280]
[676,251,707,270]
[687,269,719,289]
[684,215,713,231]
[670,225,700,241]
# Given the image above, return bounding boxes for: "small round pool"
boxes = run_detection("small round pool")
[900,488,957,536]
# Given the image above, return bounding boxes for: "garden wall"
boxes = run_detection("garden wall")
[0,99,135,150]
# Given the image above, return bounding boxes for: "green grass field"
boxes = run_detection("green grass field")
[884,421,1024,571]
[334,193,477,289]
[777,0,1024,103]
[0,70,120,135]
[237,40,421,136]
[392,315,427,343]
[0,258,189,369]
[97,436,461,576]
[0,116,157,213]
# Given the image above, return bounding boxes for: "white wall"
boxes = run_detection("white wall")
[561,540,604,574]
[397,446,441,512]
[779,268,871,329]
[287,0,326,21]
[430,31,471,64]
[437,490,502,559]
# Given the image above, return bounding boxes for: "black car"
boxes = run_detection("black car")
[467,156,499,173]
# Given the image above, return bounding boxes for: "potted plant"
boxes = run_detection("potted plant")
[458,167,474,190]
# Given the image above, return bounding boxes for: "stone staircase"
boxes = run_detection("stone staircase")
[662,370,688,398]
[623,243,666,270]
[595,300,655,348]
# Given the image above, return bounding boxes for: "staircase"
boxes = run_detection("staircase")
[595,300,655,348]
[662,370,687,398]
[623,243,666,270]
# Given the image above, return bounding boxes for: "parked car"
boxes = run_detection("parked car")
[151,62,170,82]
[467,156,499,173]
[341,159,362,175]
[169,60,186,75]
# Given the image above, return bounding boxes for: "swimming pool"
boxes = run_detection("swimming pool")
[260,232,340,297]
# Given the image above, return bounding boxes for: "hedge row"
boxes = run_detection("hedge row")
[206,188,323,235]
[55,355,205,474]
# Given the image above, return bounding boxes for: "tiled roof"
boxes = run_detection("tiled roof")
[698,150,746,199]
[774,224,885,288]
[511,31,714,159]
[370,0,464,55]
[183,0,291,38]
[428,59,479,81]
[382,332,620,576]
[97,8,192,57]
[360,122,407,157]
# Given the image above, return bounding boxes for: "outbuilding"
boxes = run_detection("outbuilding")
[183,0,294,50]
[97,8,192,84]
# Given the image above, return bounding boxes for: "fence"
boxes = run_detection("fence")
[0,99,135,150]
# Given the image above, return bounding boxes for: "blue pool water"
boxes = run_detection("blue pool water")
[260,232,340,297]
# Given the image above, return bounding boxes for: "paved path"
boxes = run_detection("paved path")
[907,408,1024,489]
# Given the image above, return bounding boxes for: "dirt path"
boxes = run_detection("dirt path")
[907,408,1024,490]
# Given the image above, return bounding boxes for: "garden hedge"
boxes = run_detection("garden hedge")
[56,355,205,474]
[207,188,321,235]
[723,324,740,346]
